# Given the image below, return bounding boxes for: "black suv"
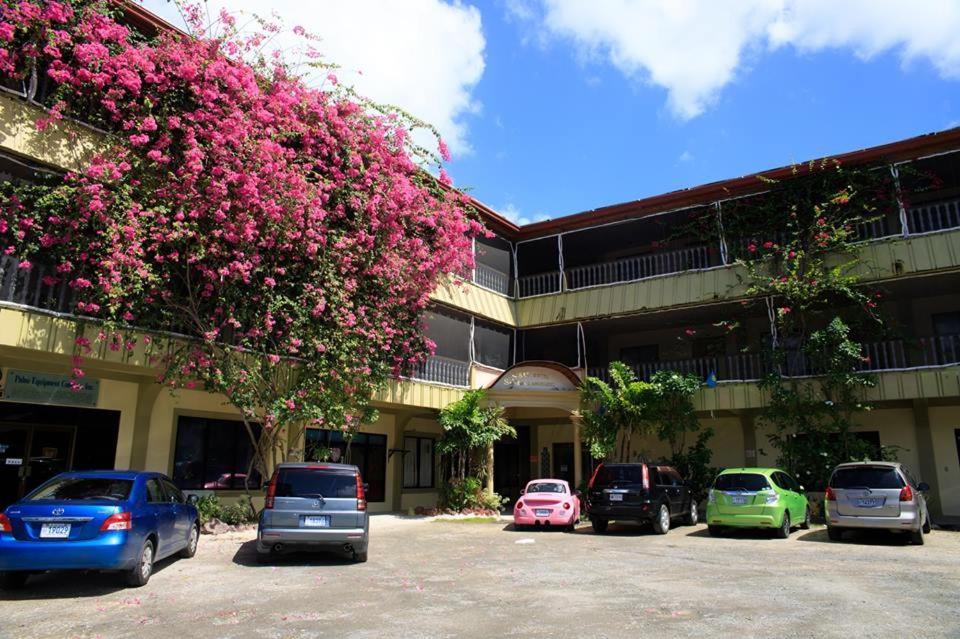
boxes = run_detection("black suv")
[586,463,698,534]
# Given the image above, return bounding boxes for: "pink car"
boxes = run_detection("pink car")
[514,479,581,531]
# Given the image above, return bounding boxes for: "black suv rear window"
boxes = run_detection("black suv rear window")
[714,473,770,492]
[593,466,643,488]
[830,467,904,489]
[275,468,357,498]
[27,477,133,501]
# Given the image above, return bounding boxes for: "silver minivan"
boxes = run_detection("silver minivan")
[257,463,369,562]
[825,461,931,545]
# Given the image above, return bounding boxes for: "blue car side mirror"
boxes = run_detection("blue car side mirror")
[187,494,200,505]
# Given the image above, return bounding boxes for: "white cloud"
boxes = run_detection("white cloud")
[142,0,486,156]
[500,202,550,226]
[517,0,960,120]
[678,150,694,163]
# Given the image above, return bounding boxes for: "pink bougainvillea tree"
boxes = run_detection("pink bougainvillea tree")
[0,0,484,479]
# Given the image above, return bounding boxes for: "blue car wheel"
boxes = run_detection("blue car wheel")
[126,539,155,587]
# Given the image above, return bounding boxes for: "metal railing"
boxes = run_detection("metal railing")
[564,245,711,290]
[516,271,561,298]
[0,253,74,313]
[587,335,960,384]
[473,263,510,295]
[409,355,470,387]
[908,198,960,234]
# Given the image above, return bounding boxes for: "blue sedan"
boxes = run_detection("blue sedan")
[0,471,200,589]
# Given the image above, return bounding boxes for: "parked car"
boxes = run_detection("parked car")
[257,463,369,563]
[0,470,200,589]
[705,467,810,538]
[586,463,698,534]
[514,479,581,531]
[825,461,931,545]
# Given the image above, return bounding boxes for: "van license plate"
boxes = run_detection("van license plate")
[856,497,884,508]
[609,494,623,502]
[40,523,71,538]
[303,516,330,528]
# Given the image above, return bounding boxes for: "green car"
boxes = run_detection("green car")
[705,468,811,538]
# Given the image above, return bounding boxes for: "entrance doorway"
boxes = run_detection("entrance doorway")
[553,443,574,484]
[0,424,76,507]
[0,402,120,508]
[494,425,530,506]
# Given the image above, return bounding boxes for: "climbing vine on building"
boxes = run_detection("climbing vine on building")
[0,0,484,480]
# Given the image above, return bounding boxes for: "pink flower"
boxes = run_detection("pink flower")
[747,244,757,253]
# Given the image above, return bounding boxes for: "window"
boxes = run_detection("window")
[713,473,770,492]
[161,479,185,504]
[275,467,357,498]
[474,319,513,369]
[829,466,904,489]
[172,416,261,491]
[305,430,387,502]
[146,478,165,503]
[26,477,132,501]
[403,436,435,489]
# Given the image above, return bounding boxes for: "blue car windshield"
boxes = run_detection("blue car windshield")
[27,477,133,501]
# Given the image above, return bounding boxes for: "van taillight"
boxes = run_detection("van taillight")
[264,472,278,509]
[587,464,603,490]
[899,485,913,502]
[356,473,366,511]
[642,465,650,492]
[0,514,11,533]
[824,487,836,502]
[100,512,132,531]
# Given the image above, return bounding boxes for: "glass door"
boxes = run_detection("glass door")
[24,426,76,495]
[0,425,30,509]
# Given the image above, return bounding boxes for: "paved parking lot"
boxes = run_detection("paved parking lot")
[2,516,959,638]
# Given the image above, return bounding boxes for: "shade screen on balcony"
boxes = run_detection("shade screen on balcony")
[474,235,513,295]
[473,319,513,370]
[515,237,560,297]
[423,310,470,361]
[518,325,579,368]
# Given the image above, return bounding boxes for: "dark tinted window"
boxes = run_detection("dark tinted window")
[593,465,643,488]
[146,479,165,503]
[275,469,357,499]
[527,482,565,493]
[27,477,132,501]
[829,467,904,489]
[161,479,185,504]
[173,416,261,490]
[713,473,770,492]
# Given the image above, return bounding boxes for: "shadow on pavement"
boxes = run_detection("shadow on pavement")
[231,539,356,567]
[0,556,179,601]
[685,527,781,541]
[796,528,912,546]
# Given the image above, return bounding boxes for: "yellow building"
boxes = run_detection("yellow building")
[1,8,960,521]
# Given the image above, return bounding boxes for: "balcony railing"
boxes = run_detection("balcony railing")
[587,335,960,384]
[409,355,470,387]
[908,198,960,234]
[517,271,561,298]
[473,263,510,295]
[0,254,73,313]
[565,245,711,291]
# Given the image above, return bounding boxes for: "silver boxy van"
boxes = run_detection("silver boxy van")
[825,461,931,545]
[257,463,369,562]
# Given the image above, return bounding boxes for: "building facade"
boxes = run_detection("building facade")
[1,8,959,520]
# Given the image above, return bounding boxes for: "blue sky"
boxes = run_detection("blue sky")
[143,0,960,225]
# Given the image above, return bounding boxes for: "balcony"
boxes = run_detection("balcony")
[908,197,960,234]
[408,355,470,387]
[0,253,73,314]
[587,335,960,384]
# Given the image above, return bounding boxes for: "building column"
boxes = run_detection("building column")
[740,411,758,468]
[912,399,942,519]
[485,442,494,493]
[129,381,162,470]
[573,418,583,489]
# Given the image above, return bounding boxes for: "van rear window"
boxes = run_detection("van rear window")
[275,469,357,498]
[27,477,133,501]
[592,466,643,488]
[829,467,903,489]
[713,473,770,492]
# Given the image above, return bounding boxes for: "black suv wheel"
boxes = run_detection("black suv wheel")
[591,518,608,533]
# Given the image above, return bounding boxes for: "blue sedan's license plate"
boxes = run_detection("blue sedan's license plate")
[40,523,71,538]
[303,516,330,528]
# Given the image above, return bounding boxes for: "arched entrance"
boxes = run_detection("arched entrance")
[485,362,590,504]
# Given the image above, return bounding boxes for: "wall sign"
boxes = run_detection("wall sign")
[3,369,100,408]
[491,365,579,392]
